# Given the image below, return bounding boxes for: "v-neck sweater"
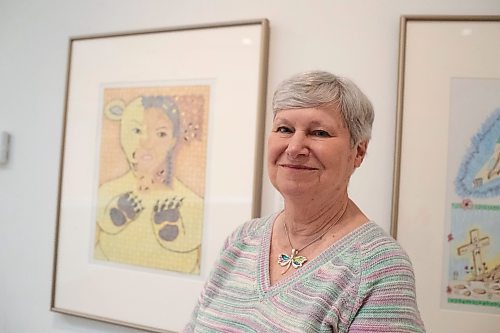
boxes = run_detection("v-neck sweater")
[183,214,426,332]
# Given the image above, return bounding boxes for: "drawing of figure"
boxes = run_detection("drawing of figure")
[455,108,500,198]
[473,136,500,187]
[94,95,205,274]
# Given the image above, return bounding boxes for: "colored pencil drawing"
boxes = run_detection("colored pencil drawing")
[444,78,500,313]
[455,109,500,198]
[93,85,210,274]
[446,205,500,308]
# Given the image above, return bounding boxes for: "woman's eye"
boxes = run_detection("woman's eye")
[157,131,167,138]
[275,126,292,134]
[311,130,331,138]
[132,128,141,134]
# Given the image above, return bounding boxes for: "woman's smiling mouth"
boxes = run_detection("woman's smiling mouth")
[279,163,318,170]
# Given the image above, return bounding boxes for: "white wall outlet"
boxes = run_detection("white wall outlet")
[0,131,10,165]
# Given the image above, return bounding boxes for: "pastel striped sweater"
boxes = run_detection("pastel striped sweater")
[184,214,425,332]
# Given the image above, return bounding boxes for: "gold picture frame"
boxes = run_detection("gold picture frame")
[391,15,500,332]
[51,19,269,332]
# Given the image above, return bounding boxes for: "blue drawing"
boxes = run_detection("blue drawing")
[455,108,500,198]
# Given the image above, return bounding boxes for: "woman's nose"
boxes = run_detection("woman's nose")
[140,132,154,149]
[286,132,309,158]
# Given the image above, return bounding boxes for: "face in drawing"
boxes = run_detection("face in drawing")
[105,96,180,186]
[121,106,177,176]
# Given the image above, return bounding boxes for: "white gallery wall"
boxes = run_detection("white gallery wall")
[0,1,499,332]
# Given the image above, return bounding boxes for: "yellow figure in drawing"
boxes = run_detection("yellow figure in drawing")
[94,96,203,274]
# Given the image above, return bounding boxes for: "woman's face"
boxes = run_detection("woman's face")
[267,107,366,199]
[121,107,176,174]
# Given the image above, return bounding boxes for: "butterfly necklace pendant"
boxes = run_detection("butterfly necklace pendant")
[278,248,308,274]
[277,205,348,275]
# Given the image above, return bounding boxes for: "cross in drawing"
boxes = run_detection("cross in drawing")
[457,228,490,280]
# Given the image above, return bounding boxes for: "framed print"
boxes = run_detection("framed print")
[391,16,500,332]
[51,19,269,332]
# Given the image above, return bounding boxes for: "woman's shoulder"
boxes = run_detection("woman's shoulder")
[221,213,276,251]
[353,221,415,275]
[358,222,410,259]
[326,221,411,271]
[170,178,203,199]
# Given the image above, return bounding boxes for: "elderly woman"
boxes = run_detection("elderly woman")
[184,71,425,332]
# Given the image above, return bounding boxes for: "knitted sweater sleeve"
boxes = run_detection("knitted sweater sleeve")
[347,238,426,333]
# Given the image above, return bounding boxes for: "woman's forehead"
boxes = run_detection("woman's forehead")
[273,107,342,122]
[145,108,173,124]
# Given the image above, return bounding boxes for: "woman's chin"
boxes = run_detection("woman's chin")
[135,161,162,173]
[276,182,316,198]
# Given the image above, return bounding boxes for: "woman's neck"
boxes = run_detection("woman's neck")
[281,192,350,238]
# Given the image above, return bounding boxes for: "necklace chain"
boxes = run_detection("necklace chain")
[278,203,348,274]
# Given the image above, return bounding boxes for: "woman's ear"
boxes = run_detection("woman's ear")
[104,99,126,120]
[354,140,368,168]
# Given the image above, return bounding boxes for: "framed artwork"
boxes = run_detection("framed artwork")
[391,16,500,332]
[51,19,270,332]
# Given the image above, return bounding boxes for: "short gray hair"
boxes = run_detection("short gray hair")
[272,71,374,146]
